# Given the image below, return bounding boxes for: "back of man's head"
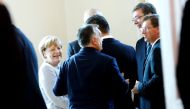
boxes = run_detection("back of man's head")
[83,8,103,22]
[86,15,110,34]
[133,2,157,15]
[0,3,12,28]
[77,24,97,47]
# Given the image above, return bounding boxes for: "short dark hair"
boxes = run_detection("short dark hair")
[143,14,159,27]
[86,15,110,34]
[77,24,97,47]
[133,2,157,15]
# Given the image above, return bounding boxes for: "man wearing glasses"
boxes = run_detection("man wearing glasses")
[132,14,166,109]
[132,2,157,109]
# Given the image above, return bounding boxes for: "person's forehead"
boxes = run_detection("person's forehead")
[134,9,144,14]
[142,20,151,27]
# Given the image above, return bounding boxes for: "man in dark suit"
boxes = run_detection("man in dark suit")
[67,8,103,58]
[132,3,157,108]
[177,0,190,109]
[53,24,129,109]
[67,39,81,57]
[86,15,137,109]
[132,2,157,86]
[132,14,165,109]
[0,3,47,109]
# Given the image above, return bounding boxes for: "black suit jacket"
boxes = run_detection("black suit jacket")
[1,4,46,108]
[67,40,81,58]
[177,0,190,109]
[53,47,129,109]
[3,27,47,109]
[14,27,47,109]
[138,40,165,109]
[101,38,137,109]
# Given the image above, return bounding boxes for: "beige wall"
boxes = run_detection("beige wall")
[4,0,139,65]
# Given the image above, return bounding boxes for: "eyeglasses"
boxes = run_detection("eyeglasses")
[140,26,155,32]
[132,15,144,22]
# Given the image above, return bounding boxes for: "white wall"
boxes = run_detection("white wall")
[64,0,138,46]
[4,0,139,66]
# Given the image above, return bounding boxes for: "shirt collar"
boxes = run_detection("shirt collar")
[151,38,160,48]
[101,35,114,40]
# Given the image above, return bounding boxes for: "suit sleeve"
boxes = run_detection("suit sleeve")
[137,47,163,97]
[128,48,137,90]
[67,43,74,58]
[109,58,129,96]
[15,27,47,108]
[53,62,68,96]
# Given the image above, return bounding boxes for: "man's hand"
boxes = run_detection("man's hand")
[132,81,140,94]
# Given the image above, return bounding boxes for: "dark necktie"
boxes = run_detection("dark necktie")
[143,43,152,73]
[146,43,151,57]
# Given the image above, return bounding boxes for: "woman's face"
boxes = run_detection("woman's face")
[44,44,62,67]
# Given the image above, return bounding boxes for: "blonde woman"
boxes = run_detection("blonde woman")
[38,35,68,109]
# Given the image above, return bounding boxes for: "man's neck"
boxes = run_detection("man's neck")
[101,33,113,40]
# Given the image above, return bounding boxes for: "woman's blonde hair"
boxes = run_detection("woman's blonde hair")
[38,35,62,59]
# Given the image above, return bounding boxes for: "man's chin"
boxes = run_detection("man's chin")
[144,37,147,42]
[137,25,141,29]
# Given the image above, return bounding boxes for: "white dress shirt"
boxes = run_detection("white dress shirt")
[39,62,69,109]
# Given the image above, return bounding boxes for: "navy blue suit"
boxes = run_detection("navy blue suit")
[136,37,147,82]
[67,40,81,58]
[101,38,137,109]
[137,40,165,109]
[134,37,147,108]
[53,47,129,109]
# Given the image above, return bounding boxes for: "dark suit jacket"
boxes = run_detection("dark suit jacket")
[2,27,47,109]
[14,27,47,109]
[137,40,165,109]
[53,47,129,109]
[102,38,137,89]
[101,38,137,109]
[136,37,147,82]
[1,3,46,108]
[67,40,81,58]
[177,0,190,109]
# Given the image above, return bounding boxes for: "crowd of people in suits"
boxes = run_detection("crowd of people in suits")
[2,0,189,108]
[53,3,165,109]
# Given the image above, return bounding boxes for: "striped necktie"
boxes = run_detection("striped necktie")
[146,43,151,57]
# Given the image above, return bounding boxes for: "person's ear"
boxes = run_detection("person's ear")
[42,51,47,59]
[91,35,97,45]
